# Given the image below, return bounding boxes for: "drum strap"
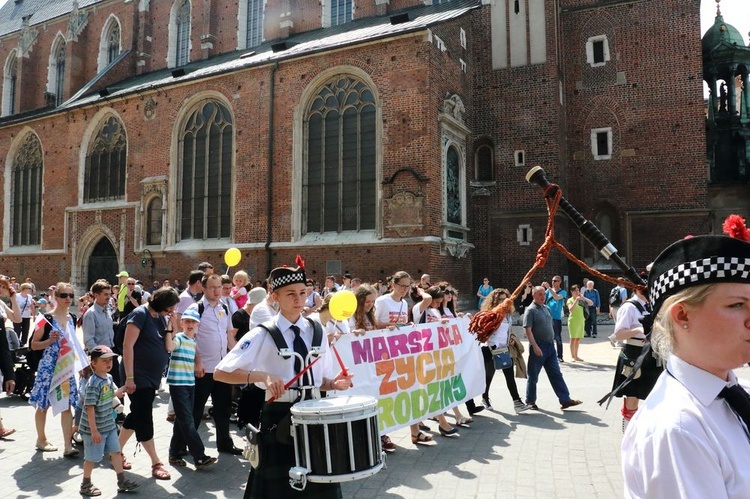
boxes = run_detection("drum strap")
[258,318,324,352]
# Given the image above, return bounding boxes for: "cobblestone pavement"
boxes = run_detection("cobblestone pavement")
[4,325,729,498]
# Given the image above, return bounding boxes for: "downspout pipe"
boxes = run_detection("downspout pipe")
[265,62,278,276]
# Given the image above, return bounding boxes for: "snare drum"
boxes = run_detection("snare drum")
[290,395,384,485]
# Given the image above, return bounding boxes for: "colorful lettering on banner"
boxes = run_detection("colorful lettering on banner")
[336,317,484,434]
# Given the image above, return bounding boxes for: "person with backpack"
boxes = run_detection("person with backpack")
[609,286,662,433]
[182,273,241,456]
[214,257,353,498]
[608,284,629,320]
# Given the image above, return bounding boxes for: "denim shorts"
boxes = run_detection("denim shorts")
[82,429,120,462]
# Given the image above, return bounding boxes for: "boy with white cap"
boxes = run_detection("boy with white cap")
[164,308,217,469]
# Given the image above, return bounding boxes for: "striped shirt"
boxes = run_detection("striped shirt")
[79,373,117,435]
[167,333,196,386]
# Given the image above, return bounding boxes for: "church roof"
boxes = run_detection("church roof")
[0,0,103,38]
[702,13,747,53]
[65,0,481,109]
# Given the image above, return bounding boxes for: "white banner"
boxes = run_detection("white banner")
[334,317,484,434]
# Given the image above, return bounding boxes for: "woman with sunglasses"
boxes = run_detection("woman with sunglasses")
[29,282,80,456]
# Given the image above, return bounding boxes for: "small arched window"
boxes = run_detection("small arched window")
[2,50,17,116]
[11,134,43,246]
[245,0,263,48]
[175,0,191,66]
[177,100,233,240]
[146,197,163,246]
[49,36,67,106]
[446,146,462,225]
[474,144,493,181]
[84,116,127,202]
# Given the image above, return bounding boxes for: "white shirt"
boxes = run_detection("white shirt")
[614,296,648,340]
[622,355,750,499]
[412,304,440,324]
[487,315,512,349]
[374,295,408,325]
[217,312,334,389]
[186,298,233,373]
[307,312,351,338]
[221,295,239,316]
[249,299,276,328]
[15,293,33,319]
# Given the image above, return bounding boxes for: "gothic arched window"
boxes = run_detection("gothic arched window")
[11,134,43,246]
[84,116,127,202]
[146,197,163,246]
[177,100,233,240]
[175,0,191,66]
[303,76,376,234]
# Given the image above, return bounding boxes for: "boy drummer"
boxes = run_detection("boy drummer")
[214,257,353,498]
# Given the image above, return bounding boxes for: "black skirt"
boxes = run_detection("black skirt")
[611,344,663,400]
[245,401,342,499]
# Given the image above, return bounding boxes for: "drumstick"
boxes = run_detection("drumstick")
[267,333,352,402]
[332,321,353,387]
[266,355,324,403]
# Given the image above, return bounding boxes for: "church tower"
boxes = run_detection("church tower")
[703,0,750,222]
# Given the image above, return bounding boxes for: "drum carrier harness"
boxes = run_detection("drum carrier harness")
[258,318,325,401]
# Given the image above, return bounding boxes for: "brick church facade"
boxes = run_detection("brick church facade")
[0,0,734,304]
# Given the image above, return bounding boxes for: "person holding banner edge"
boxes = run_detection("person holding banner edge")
[214,258,353,499]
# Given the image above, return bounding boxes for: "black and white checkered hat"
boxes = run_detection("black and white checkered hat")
[648,235,750,316]
[269,265,306,292]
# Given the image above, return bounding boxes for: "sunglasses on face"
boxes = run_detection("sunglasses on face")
[57,293,75,299]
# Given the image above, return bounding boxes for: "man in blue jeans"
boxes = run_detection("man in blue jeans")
[543,276,567,362]
[523,286,582,410]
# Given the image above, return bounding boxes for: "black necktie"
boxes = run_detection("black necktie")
[719,384,750,433]
[290,325,309,387]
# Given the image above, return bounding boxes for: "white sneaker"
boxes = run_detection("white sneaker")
[514,401,532,414]
[482,396,493,410]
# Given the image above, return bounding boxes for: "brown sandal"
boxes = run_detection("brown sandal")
[151,462,171,480]
[411,431,433,445]
[80,483,102,497]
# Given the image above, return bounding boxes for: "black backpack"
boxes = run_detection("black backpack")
[609,286,624,307]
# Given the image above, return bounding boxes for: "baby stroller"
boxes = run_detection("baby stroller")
[5,328,35,398]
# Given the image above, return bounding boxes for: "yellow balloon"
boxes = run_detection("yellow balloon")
[329,290,357,321]
[224,248,241,268]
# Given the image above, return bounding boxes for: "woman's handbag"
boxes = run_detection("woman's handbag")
[491,346,513,370]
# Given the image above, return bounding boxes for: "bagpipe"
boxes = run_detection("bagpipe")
[468,166,650,406]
